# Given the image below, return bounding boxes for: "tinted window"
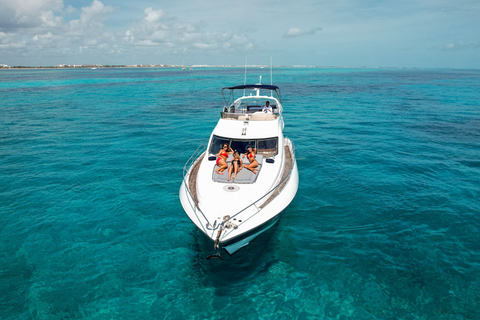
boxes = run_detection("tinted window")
[209,135,230,154]
[209,136,278,156]
[257,138,278,156]
[231,139,256,154]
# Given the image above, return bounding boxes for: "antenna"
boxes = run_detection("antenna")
[270,57,273,97]
[270,57,273,85]
[243,56,247,96]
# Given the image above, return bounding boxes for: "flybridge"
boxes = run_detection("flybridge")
[220,84,283,121]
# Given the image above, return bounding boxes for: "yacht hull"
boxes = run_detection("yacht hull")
[180,155,298,255]
[221,213,281,254]
[179,83,298,257]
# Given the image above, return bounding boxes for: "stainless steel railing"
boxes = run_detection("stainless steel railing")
[182,140,210,223]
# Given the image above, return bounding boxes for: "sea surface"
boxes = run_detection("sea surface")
[1,67,479,319]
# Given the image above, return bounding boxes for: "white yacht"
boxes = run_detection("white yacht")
[179,83,298,258]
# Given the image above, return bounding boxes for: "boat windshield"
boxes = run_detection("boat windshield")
[209,135,278,157]
[234,98,277,111]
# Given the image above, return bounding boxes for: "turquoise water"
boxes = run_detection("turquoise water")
[1,67,480,319]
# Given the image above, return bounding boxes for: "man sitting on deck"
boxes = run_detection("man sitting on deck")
[262,101,273,113]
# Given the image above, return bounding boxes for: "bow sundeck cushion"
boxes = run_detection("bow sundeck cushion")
[212,155,263,184]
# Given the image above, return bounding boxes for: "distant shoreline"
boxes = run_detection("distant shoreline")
[0,65,412,70]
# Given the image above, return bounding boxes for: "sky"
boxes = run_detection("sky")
[0,0,479,68]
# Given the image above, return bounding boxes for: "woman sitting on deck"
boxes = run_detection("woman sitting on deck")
[243,146,259,174]
[216,143,233,175]
[227,152,243,181]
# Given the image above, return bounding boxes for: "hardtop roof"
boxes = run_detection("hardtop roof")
[222,84,279,91]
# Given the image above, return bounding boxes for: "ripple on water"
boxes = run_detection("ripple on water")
[1,68,480,319]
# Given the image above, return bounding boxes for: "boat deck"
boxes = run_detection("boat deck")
[260,145,293,209]
[187,145,293,210]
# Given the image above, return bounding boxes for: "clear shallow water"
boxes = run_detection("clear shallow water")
[1,67,480,319]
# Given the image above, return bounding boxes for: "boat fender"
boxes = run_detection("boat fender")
[266,158,275,164]
[208,156,216,161]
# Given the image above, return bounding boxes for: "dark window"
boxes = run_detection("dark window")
[209,136,278,156]
[257,138,278,156]
[209,135,230,154]
[230,139,256,154]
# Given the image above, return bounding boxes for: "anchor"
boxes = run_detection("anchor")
[206,215,230,260]
[206,226,224,260]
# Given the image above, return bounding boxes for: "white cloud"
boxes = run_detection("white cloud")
[193,42,214,49]
[144,7,165,24]
[67,0,114,34]
[137,40,158,46]
[0,31,25,49]
[65,5,76,15]
[85,39,97,46]
[284,28,301,37]
[10,0,63,15]
[40,10,61,27]
[124,7,255,54]
[0,0,120,64]
[283,27,322,38]
[32,32,53,42]
[440,41,480,51]
[0,0,63,30]
[124,30,134,43]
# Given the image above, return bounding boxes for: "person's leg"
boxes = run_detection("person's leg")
[232,161,238,178]
[217,159,227,174]
[248,160,258,173]
[244,163,257,174]
[251,161,259,173]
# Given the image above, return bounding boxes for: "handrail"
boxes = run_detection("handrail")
[183,140,211,224]
[183,140,208,177]
[222,138,295,225]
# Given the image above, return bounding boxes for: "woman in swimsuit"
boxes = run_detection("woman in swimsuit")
[227,152,243,181]
[243,146,258,174]
[216,143,232,175]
